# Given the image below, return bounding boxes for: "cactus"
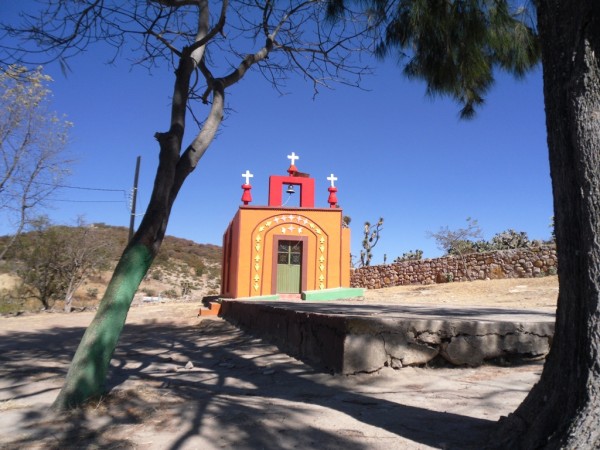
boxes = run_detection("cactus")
[490,229,531,250]
[359,217,384,267]
[394,249,423,262]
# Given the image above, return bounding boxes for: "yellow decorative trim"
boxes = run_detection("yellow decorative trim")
[253,214,331,294]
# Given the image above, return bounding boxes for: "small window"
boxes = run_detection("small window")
[277,240,302,266]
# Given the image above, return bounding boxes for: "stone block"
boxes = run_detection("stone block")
[343,334,387,373]
[382,332,439,366]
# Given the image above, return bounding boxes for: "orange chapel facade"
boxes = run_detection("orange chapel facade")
[220,153,352,299]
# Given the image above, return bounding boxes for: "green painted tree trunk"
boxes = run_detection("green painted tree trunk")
[51,243,153,409]
[49,127,185,410]
[49,40,226,409]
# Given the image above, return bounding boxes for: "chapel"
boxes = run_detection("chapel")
[220,152,356,300]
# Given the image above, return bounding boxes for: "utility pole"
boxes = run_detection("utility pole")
[128,156,141,242]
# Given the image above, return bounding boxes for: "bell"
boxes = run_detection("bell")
[286,184,296,195]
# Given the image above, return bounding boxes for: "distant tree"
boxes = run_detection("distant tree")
[17,217,65,309]
[59,219,112,312]
[360,217,384,267]
[427,217,482,256]
[1,1,381,409]
[17,218,111,311]
[427,217,482,280]
[0,66,72,260]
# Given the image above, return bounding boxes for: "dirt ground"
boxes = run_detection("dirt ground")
[0,276,558,449]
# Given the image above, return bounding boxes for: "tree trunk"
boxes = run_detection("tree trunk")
[50,115,182,409]
[63,294,73,313]
[492,1,600,448]
[50,45,224,409]
[51,241,154,409]
[63,272,78,313]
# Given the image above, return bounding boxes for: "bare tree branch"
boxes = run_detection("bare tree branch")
[0,66,72,260]
[0,0,382,409]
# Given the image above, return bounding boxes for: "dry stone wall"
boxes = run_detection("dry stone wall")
[351,246,557,289]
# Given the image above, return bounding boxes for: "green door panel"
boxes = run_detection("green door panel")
[276,240,302,293]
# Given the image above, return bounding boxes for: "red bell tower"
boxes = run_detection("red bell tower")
[267,151,315,207]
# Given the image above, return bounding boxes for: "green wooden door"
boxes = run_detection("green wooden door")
[276,240,302,293]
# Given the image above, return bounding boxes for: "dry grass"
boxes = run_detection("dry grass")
[362,275,558,308]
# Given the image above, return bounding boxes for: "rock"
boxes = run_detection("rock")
[389,357,402,369]
[343,334,387,373]
[441,336,492,366]
[384,333,439,366]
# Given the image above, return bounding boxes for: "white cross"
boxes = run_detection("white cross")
[242,170,254,185]
[327,173,338,187]
[287,152,300,166]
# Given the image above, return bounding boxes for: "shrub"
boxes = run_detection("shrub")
[151,270,162,281]
[394,249,423,262]
[162,289,178,298]
[490,229,531,250]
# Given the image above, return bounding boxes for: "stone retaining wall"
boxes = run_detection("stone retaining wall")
[351,246,557,289]
[220,300,555,371]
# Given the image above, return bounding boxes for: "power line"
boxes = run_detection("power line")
[10,178,128,193]
[51,199,126,203]
[37,180,127,193]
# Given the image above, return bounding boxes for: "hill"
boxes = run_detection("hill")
[0,224,222,313]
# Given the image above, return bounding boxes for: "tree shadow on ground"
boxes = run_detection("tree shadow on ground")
[0,318,527,449]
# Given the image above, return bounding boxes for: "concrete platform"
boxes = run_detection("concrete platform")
[219,300,556,374]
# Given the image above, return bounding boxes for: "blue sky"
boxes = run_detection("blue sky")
[1,3,552,263]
